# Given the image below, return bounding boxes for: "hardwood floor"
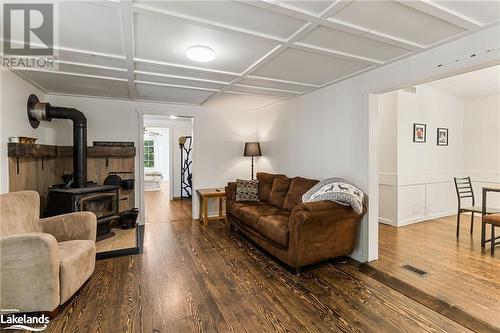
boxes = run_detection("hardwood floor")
[369,215,500,331]
[144,181,192,223]
[41,202,475,332]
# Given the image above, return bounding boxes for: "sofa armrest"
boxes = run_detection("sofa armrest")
[288,201,366,268]
[226,182,237,203]
[0,233,60,312]
[38,212,97,242]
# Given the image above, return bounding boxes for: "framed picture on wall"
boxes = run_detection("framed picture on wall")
[413,123,426,143]
[437,128,449,146]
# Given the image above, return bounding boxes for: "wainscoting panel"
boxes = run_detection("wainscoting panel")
[399,184,426,224]
[379,170,500,227]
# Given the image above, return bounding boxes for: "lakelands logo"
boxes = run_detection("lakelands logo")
[2,2,58,69]
[1,313,49,331]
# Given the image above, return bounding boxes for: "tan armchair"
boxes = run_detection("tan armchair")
[0,191,97,312]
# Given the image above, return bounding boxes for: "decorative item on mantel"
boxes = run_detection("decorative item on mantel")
[9,136,37,144]
[243,142,262,180]
[93,141,135,147]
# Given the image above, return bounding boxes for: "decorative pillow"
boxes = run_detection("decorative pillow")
[236,179,259,202]
[302,177,365,214]
[268,176,291,208]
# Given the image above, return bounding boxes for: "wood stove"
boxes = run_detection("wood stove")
[27,95,124,240]
[47,184,120,240]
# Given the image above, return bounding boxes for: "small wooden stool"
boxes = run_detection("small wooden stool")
[483,213,500,255]
[196,188,226,226]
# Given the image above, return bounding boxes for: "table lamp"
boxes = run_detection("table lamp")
[244,142,261,180]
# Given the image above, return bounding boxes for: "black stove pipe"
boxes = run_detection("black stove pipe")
[27,94,87,188]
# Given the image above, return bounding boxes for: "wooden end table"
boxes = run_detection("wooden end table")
[196,188,226,226]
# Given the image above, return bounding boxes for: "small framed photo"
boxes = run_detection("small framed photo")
[437,128,449,146]
[413,123,426,143]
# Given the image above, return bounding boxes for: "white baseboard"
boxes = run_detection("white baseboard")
[349,250,366,263]
[398,210,456,226]
[378,217,396,226]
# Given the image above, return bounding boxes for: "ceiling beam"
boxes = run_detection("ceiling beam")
[11,67,129,82]
[396,0,482,31]
[318,0,352,18]
[119,1,136,100]
[244,0,424,50]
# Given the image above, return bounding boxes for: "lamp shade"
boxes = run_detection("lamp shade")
[243,142,262,157]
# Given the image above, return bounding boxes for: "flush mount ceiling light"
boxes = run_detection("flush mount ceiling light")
[186,45,215,62]
[169,115,178,119]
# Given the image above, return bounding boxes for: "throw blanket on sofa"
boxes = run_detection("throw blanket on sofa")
[302,177,364,214]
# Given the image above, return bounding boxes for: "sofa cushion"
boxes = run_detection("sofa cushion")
[283,177,318,212]
[256,172,283,202]
[231,203,288,229]
[268,176,291,208]
[256,215,290,247]
[58,240,95,303]
[236,179,259,201]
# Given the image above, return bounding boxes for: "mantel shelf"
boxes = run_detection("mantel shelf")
[7,143,136,158]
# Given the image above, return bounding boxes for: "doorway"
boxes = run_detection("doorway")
[142,114,194,224]
[369,65,500,330]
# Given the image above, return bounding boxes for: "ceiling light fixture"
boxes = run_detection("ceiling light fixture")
[169,115,179,120]
[186,45,215,62]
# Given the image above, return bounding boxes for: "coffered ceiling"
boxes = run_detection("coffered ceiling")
[3,0,500,109]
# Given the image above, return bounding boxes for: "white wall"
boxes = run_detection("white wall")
[378,91,398,226]
[0,70,50,193]
[378,86,466,226]
[463,94,500,208]
[144,116,193,198]
[257,25,500,262]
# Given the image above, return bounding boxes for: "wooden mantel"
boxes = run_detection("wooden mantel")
[8,143,136,158]
[7,143,136,215]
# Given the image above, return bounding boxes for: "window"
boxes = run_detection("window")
[144,139,155,168]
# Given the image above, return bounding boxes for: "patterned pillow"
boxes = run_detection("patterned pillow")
[236,179,259,201]
[302,177,365,214]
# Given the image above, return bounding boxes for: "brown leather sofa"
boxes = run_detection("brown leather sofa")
[226,173,366,272]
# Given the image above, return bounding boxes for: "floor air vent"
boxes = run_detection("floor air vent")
[401,264,428,277]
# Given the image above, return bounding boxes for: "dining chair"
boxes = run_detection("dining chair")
[454,177,500,237]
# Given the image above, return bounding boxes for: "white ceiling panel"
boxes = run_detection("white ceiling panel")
[134,12,280,73]
[134,0,305,39]
[332,0,465,45]
[230,85,298,98]
[135,83,214,104]
[299,26,411,61]
[58,51,127,70]
[134,61,237,83]
[52,62,127,80]
[135,72,225,90]
[281,1,334,15]
[253,48,371,85]
[19,71,130,98]
[58,2,124,55]
[435,1,500,25]
[241,76,314,93]
[204,92,283,109]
